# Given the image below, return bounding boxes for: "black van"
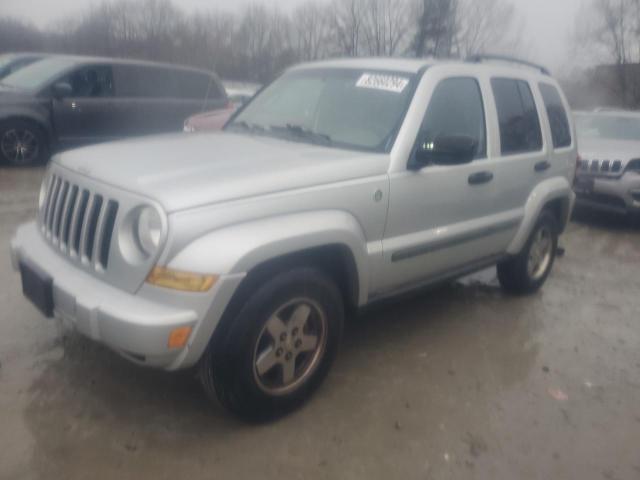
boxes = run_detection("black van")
[0,55,227,165]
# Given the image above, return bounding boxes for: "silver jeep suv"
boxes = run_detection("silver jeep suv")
[11,56,577,419]
[574,110,640,216]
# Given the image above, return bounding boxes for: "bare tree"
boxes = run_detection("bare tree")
[575,0,640,106]
[291,1,332,61]
[361,0,411,56]
[234,4,294,82]
[331,0,365,56]
[411,0,459,58]
[0,0,532,84]
[0,17,43,53]
[454,0,519,57]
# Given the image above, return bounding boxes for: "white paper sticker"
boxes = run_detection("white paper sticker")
[356,73,410,93]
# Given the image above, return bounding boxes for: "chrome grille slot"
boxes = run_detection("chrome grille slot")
[99,201,119,269]
[39,174,120,272]
[84,195,103,262]
[601,160,610,172]
[45,176,62,234]
[612,160,622,172]
[60,185,79,248]
[71,190,90,256]
[41,175,56,226]
[52,181,69,241]
[590,160,599,172]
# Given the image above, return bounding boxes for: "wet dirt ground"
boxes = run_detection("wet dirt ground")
[1,166,639,480]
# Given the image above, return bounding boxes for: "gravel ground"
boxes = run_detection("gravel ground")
[1,166,639,480]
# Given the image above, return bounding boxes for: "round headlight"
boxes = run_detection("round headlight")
[136,207,163,256]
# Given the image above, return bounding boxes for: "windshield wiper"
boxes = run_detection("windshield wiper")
[270,124,333,146]
[226,120,266,134]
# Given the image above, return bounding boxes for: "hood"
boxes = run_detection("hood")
[578,137,640,165]
[56,132,389,212]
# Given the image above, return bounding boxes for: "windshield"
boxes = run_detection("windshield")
[1,57,76,91]
[575,113,640,141]
[227,68,416,152]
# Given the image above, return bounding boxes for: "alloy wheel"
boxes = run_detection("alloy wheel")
[1,128,40,165]
[527,225,553,280]
[253,298,328,396]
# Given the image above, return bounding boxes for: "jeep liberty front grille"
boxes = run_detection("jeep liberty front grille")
[579,158,622,176]
[40,174,119,270]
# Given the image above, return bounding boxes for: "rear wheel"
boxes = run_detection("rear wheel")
[628,210,640,228]
[0,120,48,166]
[498,210,558,295]
[199,267,344,421]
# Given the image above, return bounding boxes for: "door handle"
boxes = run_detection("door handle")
[535,161,551,172]
[468,171,494,185]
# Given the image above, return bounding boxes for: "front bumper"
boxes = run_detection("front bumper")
[11,222,244,370]
[574,172,640,214]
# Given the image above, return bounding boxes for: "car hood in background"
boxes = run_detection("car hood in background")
[185,107,236,132]
[55,132,389,212]
[578,137,640,165]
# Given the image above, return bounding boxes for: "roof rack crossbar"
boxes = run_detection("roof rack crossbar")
[466,54,550,75]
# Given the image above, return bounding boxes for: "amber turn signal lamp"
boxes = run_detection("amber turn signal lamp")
[147,266,217,292]
[168,326,193,349]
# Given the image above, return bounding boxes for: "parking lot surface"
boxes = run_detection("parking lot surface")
[1,167,639,480]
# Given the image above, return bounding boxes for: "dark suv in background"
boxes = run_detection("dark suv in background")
[0,55,227,165]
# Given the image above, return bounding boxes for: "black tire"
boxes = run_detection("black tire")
[199,267,344,421]
[498,210,558,295]
[628,210,640,228]
[0,119,48,166]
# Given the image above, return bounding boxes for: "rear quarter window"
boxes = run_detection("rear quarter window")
[539,83,572,148]
[171,70,217,100]
[491,78,543,155]
[114,65,214,100]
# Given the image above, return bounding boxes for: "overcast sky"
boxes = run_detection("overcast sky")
[3,0,583,73]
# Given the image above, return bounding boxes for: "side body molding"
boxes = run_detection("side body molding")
[507,176,575,255]
[167,210,372,306]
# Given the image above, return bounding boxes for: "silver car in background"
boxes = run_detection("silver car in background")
[574,110,640,216]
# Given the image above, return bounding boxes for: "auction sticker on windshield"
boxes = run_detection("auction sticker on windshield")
[356,73,410,93]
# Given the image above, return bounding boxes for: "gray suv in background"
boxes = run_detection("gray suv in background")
[574,110,640,216]
[0,55,227,166]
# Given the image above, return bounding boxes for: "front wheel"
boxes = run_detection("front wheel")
[0,120,48,166]
[498,210,558,295]
[199,267,344,421]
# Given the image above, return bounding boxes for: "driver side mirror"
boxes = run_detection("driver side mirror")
[411,134,478,170]
[52,82,72,100]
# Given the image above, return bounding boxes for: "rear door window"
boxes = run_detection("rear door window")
[114,65,214,100]
[114,65,173,98]
[539,83,572,148]
[171,70,216,100]
[491,78,543,155]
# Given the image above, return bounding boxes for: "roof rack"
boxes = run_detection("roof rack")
[466,54,550,76]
